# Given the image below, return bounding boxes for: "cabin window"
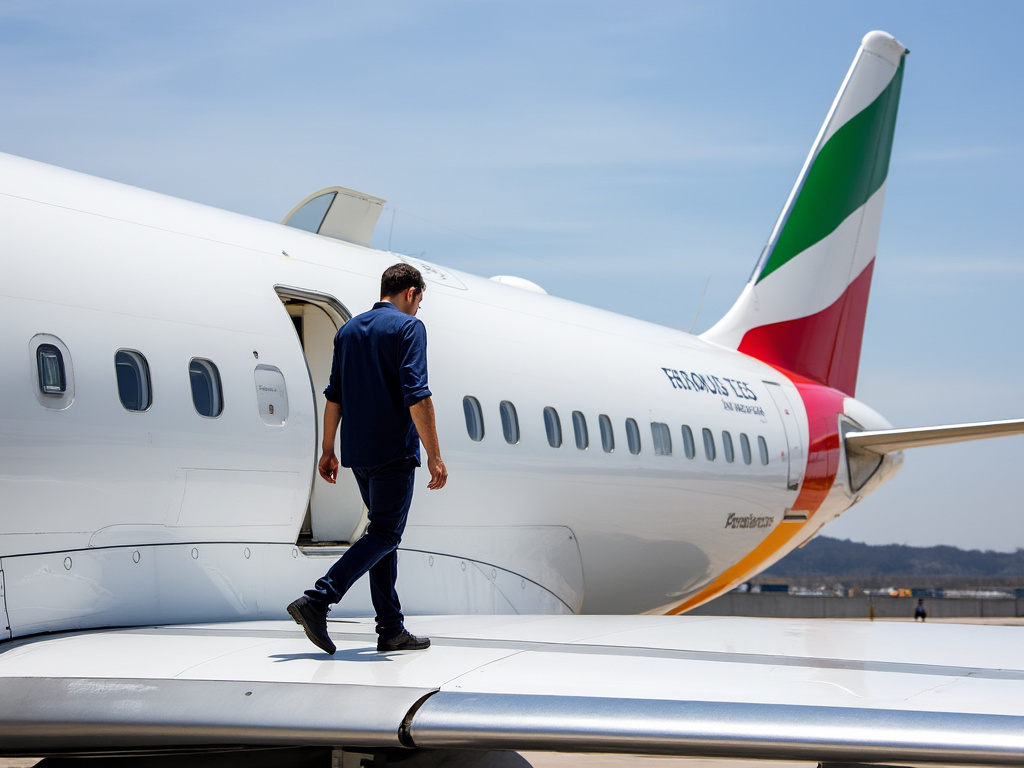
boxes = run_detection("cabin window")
[115,350,152,412]
[599,414,615,453]
[463,396,484,441]
[758,435,770,465]
[722,431,735,463]
[740,433,752,465]
[36,344,66,394]
[31,335,75,409]
[572,411,589,450]
[681,425,696,459]
[651,422,672,456]
[189,359,223,418]
[702,428,716,461]
[543,407,562,448]
[499,400,519,444]
[625,418,641,455]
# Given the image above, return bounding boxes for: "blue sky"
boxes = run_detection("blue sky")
[3,1,1022,553]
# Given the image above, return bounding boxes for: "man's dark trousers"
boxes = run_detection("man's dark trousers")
[304,458,416,640]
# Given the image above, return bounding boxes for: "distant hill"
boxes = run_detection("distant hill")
[758,537,1024,589]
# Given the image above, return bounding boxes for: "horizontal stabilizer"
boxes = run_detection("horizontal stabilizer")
[846,418,1024,455]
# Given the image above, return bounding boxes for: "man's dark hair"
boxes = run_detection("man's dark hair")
[380,263,426,299]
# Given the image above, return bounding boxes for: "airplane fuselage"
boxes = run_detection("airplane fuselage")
[0,152,900,639]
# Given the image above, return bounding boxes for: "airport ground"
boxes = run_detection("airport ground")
[3,615,1020,768]
[688,592,1024,620]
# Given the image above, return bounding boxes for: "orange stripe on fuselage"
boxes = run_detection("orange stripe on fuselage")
[665,379,846,614]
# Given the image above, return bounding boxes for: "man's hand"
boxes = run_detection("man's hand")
[318,448,339,484]
[410,396,448,491]
[426,455,448,490]
[319,400,342,484]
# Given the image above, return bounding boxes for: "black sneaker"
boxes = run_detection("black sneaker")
[377,630,430,652]
[287,597,336,655]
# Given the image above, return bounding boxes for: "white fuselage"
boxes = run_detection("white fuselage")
[0,153,898,639]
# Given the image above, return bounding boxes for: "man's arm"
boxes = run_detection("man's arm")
[410,396,448,490]
[318,400,342,484]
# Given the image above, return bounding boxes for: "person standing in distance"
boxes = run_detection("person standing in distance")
[288,263,447,655]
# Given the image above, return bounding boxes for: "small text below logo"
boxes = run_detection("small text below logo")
[724,513,774,530]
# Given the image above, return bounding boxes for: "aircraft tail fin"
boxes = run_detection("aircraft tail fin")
[702,31,908,396]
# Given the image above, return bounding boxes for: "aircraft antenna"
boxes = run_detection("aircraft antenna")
[689,277,712,333]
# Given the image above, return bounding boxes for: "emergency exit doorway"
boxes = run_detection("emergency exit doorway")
[276,287,367,544]
[763,381,805,492]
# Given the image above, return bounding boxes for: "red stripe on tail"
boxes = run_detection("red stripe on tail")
[737,260,874,396]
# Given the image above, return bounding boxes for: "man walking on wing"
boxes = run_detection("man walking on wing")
[288,263,447,655]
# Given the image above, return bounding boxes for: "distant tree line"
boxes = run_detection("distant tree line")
[757,537,1024,590]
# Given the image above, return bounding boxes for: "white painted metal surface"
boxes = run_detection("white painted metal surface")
[0,146,808,626]
[0,570,8,641]
[0,615,1021,763]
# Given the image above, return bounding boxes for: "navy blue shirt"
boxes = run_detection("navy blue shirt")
[324,302,431,469]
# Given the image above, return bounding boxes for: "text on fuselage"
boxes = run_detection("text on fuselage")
[661,368,757,400]
[725,513,774,530]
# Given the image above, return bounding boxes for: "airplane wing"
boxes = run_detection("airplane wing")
[845,418,1024,454]
[1,615,1022,765]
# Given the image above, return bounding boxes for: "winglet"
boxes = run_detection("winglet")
[702,32,908,396]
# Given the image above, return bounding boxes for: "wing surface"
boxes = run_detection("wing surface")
[0,615,1022,764]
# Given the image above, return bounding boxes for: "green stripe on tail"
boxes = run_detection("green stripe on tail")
[757,58,905,284]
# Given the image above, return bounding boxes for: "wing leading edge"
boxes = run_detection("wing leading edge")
[0,615,1022,765]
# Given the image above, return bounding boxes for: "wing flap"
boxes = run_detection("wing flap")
[0,677,430,752]
[411,692,1024,765]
